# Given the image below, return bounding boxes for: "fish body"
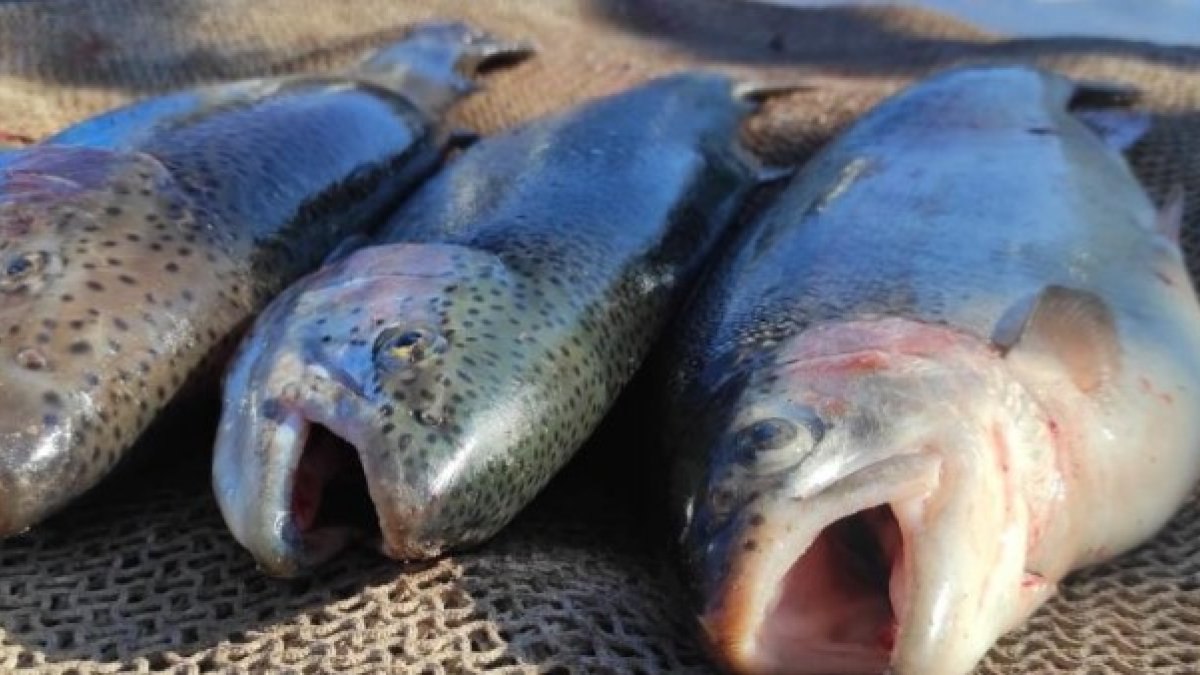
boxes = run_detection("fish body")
[214,73,767,576]
[661,66,1200,675]
[0,22,527,537]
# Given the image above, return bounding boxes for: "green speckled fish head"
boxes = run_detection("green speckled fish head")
[217,243,552,574]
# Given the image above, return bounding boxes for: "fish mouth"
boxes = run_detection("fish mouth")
[705,453,939,675]
[264,405,383,574]
[287,415,380,550]
[751,506,901,674]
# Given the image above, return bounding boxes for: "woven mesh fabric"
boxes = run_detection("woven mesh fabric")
[0,0,1199,672]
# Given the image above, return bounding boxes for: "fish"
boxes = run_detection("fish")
[213,72,779,576]
[0,21,531,538]
[658,65,1200,675]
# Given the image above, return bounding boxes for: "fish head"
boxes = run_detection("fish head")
[215,242,534,575]
[681,318,1051,675]
[0,146,194,535]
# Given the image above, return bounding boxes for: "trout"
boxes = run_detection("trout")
[661,66,1200,675]
[214,73,773,576]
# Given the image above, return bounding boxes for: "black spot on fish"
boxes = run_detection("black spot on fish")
[69,341,92,355]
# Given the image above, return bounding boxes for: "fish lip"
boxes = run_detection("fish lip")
[698,452,941,674]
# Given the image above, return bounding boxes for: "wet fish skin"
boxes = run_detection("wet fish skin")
[0,21,527,537]
[214,72,768,576]
[661,66,1200,675]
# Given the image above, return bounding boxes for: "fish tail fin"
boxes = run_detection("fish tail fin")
[1156,184,1186,242]
[354,21,534,114]
[729,79,810,183]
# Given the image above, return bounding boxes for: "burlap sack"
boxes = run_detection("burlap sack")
[0,1,1198,672]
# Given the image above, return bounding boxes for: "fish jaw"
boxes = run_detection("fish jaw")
[682,319,1057,674]
[215,243,528,574]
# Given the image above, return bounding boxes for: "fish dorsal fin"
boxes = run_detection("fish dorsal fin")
[1156,185,1185,243]
[991,285,1120,393]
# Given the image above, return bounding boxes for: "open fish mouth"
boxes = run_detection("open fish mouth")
[277,408,380,552]
[705,453,940,675]
[215,383,393,577]
[750,505,902,673]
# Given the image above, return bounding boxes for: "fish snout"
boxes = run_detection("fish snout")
[0,413,81,536]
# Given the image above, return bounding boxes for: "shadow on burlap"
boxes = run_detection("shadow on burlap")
[0,0,1199,672]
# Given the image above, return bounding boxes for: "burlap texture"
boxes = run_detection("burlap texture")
[0,1,1198,672]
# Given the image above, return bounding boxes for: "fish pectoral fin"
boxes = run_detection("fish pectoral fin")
[1156,184,1186,243]
[1017,570,1058,621]
[991,285,1121,393]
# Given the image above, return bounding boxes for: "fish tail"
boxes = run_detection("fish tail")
[730,78,810,183]
[354,21,533,112]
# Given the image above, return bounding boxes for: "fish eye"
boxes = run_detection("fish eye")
[735,411,826,458]
[0,251,48,292]
[5,252,44,277]
[736,418,797,454]
[372,326,447,369]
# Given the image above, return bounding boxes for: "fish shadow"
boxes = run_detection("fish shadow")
[0,394,712,672]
